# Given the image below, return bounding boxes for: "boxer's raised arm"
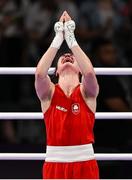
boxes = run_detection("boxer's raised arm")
[35,14,64,100]
[64,11,99,97]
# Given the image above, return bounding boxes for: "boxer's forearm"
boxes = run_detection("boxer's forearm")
[64,19,95,75]
[71,45,95,76]
[71,45,99,96]
[72,45,99,95]
[36,47,58,78]
[36,21,64,78]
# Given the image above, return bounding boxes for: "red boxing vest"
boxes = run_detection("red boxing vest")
[44,84,95,146]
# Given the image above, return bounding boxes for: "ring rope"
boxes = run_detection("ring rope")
[0,68,132,162]
[0,112,132,120]
[0,153,132,160]
[0,67,132,75]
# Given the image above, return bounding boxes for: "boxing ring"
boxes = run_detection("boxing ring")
[0,67,132,162]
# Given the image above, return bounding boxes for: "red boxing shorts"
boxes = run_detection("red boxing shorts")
[43,159,99,179]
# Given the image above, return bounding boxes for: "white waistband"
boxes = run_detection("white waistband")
[45,144,95,162]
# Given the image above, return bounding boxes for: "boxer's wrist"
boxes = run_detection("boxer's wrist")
[50,32,63,49]
[64,20,78,49]
[50,21,64,49]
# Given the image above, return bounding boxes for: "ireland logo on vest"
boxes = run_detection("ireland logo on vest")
[72,103,80,115]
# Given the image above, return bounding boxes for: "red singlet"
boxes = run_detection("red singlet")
[42,84,99,179]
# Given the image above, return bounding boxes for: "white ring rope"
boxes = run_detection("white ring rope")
[0,153,132,160]
[0,68,131,163]
[0,112,131,120]
[0,67,55,75]
[0,67,132,75]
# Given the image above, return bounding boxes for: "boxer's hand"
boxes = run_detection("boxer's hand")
[50,13,65,49]
[64,11,78,49]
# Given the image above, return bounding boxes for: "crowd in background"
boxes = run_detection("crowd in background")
[0,0,132,152]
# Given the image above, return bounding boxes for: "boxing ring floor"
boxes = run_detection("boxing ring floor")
[0,67,132,178]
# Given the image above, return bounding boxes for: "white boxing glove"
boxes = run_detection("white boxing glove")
[50,21,64,49]
[64,20,78,49]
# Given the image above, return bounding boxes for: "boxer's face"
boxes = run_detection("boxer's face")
[57,53,80,75]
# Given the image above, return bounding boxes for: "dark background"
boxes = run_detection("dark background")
[0,0,132,178]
